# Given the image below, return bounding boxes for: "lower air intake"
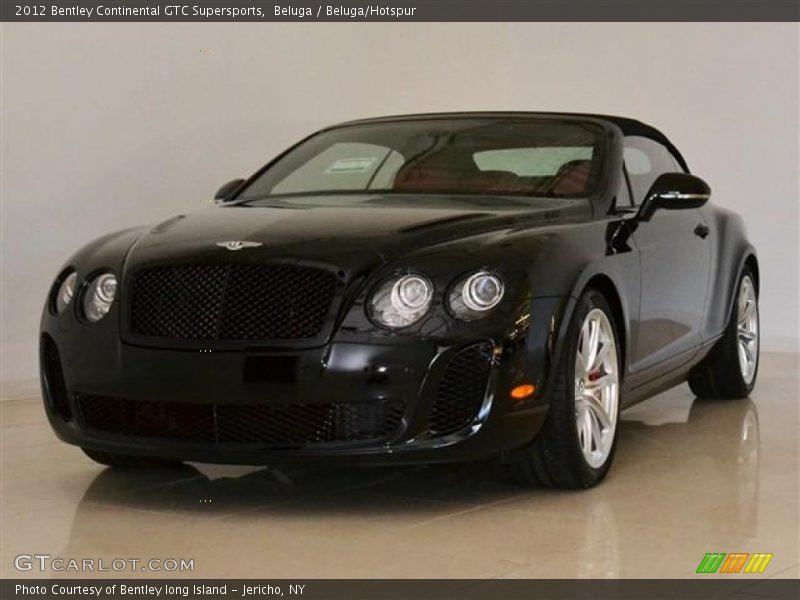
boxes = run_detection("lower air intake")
[76,395,404,446]
[40,335,73,420]
[429,342,493,436]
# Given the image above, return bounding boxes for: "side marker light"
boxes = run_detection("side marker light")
[511,384,536,400]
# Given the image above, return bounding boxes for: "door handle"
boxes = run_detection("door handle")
[694,224,710,239]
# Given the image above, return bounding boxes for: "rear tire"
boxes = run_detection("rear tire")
[688,266,759,399]
[82,448,182,469]
[505,289,621,489]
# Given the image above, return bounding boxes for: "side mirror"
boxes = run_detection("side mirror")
[214,179,245,204]
[638,173,711,221]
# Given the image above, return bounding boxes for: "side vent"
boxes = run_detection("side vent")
[429,342,493,436]
[40,334,72,420]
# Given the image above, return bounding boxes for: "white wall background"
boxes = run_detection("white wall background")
[1,23,798,392]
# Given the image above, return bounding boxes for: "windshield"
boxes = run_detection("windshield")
[238,118,606,203]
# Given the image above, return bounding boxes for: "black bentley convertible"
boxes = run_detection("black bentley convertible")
[40,112,759,488]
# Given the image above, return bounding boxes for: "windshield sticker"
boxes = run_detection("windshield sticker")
[325,157,378,174]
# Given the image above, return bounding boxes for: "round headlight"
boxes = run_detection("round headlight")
[55,271,78,314]
[83,273,117,322]
[369,273,433,328]
[449,271,505,320]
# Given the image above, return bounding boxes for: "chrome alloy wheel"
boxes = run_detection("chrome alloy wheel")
[574,309,620,469]
[737,275,759,385]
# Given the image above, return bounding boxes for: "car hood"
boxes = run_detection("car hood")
[127,194,590,274]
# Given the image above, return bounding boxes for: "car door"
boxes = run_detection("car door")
[625,136,711,373]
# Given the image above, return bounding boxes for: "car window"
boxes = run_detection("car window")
[624,136,683,205]
[473,146,593,176]
[272,143,403,194]
[616,168,633,208]
[239,118,607,203]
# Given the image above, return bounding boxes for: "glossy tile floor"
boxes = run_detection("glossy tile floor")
[1,352,798,579]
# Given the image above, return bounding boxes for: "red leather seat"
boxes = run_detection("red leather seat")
[392,166,461,192]
[392,166,521,194]
[550,160,593,195]
[465,170,522,194]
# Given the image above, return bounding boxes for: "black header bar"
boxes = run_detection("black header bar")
[4,579,800,600]
[2,1,799,23]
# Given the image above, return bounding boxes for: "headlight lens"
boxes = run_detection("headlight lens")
[369,273,433,328]
[449,270,505,320]
[83,273,117,322]
[55,271,78,314]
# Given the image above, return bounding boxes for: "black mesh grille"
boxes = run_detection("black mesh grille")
[429,342,493,436]
[40,335,73,420]
[76,395,404,446]
[129,264,338,341]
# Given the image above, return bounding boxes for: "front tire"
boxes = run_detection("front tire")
[688,266,759,399]
[82,448,183,469]
[506,289,621,489]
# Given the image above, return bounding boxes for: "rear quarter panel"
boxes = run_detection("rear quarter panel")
[700,203,758,341]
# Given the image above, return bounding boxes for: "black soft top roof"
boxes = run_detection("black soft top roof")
[332,111,689,172]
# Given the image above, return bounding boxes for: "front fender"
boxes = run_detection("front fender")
[510,219,640,380]
[453,217,640,402]
[40,226,146,333]
[55,227,147,283]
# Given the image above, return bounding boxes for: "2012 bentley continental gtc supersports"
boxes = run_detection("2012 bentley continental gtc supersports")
[41,113,759,488]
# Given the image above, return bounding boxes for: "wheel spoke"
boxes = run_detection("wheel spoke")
[738,343,749,376]
[584,393,611,431]
[586,320,600,371]
[575,400,586,448]
[589,410,605,450]
[739,299,753,322]
[742,342,753,365]
[745,293,756,318]
[580,320,592,365]
[738,327,755,342]
[590,341,611,373]
[582,409,593,454]
[586,372,617,392]
[575,347,587,376]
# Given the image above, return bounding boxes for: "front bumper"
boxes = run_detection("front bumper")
[40,297,567,466]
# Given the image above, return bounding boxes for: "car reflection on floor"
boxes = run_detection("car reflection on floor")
[47,398,761,579]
